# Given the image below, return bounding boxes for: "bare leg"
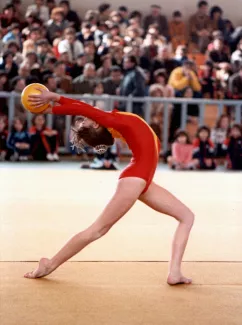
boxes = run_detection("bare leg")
[24,177,146,279]
[139,182,194,285]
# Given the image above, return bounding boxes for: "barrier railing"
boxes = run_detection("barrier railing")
[0,91,241,153]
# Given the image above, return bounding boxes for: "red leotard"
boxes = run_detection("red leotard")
[53,96,161,193]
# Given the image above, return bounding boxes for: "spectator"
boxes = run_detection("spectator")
[2,23,21,45]
[199,61,215,98]
[215,62,232,99]
[153,69,174,97]
[0,4,20,34]
[98,3,111,23]
[110,11,126,36]
[142,33,158,61]
[86,82,106,110]
[24,51,39,69]
[228,64,242,99]
[76,22,94,44]
[207,38,230,66]
[26,0,49,23]
[223,124,242,170]
[0,50,18,80]
[211,114,231,158]
[6,41,23,65]
[22,27,41,57]
[73,63,97,94]
[151,45,177,79]
[18,62,30,78]
[168,60,201,96]
[231,40,242,72]
[46,0,56,14]
[118,6,129,25]
[0,116,8,161]
[11,0,25,25]
[59,0,81,32]
[29,114,59,161]
[118,55,146,116]
[43,56,57,75]
[189,1,211,53]
[58,27,84,62]
[210,6,225,32]
[46,7,69,44]
[169,11,186,51]
[193,126,216,170]
[112,46,123,69]
[36,39,51,65]
[97,54,112,79]
[143,5,169,40]
[174,45,189,66]
[70,53,86,79]
[53,61,73,93]
[103,65,122,95]
[7,116,30,161]
[167,130,195,170]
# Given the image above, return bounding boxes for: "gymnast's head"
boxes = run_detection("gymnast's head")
[70,116,114,154]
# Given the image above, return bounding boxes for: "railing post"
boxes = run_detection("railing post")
[8,93,15,132]
[126,95,132,113]
[65,115,72,153]
[144,99,151,124]
[199,103,205,126]
[217,102,224,119]
[162,102,169,154]
[235,104,241,124]
[181,102,188,130]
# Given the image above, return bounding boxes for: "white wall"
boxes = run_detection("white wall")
[1,0,242,25]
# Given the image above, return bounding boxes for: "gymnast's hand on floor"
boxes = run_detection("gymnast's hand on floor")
[24,258,54,279]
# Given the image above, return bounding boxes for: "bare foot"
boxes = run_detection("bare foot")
[24,258,53,279]
[167,273,192,285]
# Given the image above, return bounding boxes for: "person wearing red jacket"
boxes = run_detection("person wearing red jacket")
[24,89,194,285]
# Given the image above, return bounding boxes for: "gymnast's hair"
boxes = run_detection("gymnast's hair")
[70,117,114,154]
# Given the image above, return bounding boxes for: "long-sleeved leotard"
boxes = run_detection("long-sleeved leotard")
[53,96,161,193]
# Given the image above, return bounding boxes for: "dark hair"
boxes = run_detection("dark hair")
[45,56,58,65]
[196,125,211,138]
[36,39,49,46]
[32,114,46,129]
[98,3,110,13]
[229,124,242,136]
[60,0,70,7]
[43,74,54,85]
[118,6,128,12]
[215,114,230,128]
[54,60,65,68]
[3,50,14,61]
[110,65,121,72]
[12,116,27,132]
[129,10,142,19]
[154,68,168,83]
[26,75,40,85]
[198,1,208,8]
[71,118,114,150]
[125,54,137,66]
[6,40,20,51]
[174,130,191,144]
[29,26,41,34]
[210,6,223,19]
[173,11,182,17]
[10,76,24,90]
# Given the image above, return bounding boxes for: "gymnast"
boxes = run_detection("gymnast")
[24,89,194,285]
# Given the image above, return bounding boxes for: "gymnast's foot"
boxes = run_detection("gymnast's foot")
[167,272,192,285]
[24,258,53,279]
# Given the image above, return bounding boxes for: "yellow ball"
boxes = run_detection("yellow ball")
[21,83,49,113]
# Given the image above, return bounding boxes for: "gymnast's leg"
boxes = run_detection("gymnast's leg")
[139,182,194,285]
[24,177,146,279]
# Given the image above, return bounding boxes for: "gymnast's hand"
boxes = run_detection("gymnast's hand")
[28,88,60,112]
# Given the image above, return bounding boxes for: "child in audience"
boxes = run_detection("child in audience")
[167,130,195,170]
[0,116,8,161]
[7,116,30,161]
[193,126,216,170]
[223,124,242,170]
[211,114,231,158]
[29,114,59,161]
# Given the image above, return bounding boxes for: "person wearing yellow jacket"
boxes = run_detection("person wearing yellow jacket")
[168,60,202,96]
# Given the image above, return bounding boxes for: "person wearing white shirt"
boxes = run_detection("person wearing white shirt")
[58,27,84,62]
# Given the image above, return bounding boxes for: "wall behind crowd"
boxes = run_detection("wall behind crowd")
[1,0,242,25]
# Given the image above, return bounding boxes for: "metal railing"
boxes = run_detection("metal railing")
[1,91,241,153]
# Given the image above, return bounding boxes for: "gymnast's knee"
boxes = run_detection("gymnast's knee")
[183,209,195,229]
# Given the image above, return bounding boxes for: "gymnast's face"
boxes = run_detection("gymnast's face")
[78,117,99,130]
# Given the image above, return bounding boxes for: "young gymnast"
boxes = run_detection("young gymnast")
[24,89,195,285]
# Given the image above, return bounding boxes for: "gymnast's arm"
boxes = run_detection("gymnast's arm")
[40,93,117,128]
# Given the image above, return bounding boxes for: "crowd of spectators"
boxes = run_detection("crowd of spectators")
[0,0,241,168]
